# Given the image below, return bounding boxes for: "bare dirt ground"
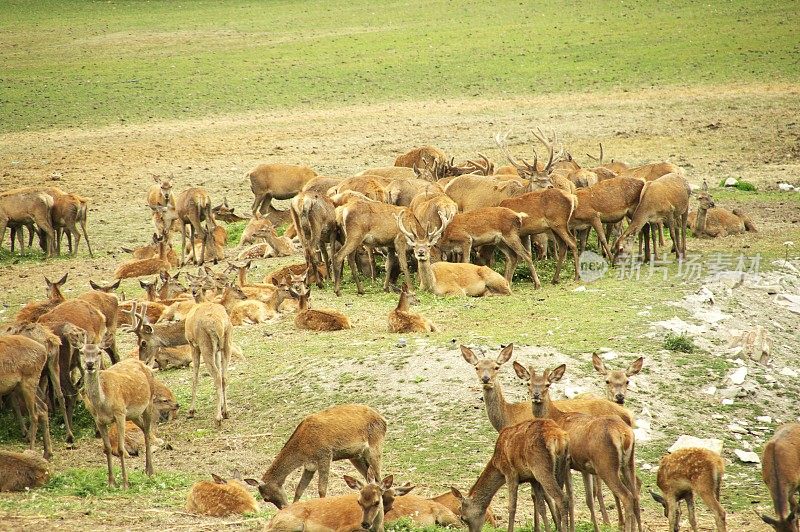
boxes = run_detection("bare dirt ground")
[1,83,799,531]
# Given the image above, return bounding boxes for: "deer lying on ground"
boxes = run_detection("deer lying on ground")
[108,420,165,457]
[0,335,53,459]
[689,181,757,238]
[237,212,274,247]
[395,145,448,169]
[384,493,459,526]
[212,197,249,223]
[186,473,259,517]
[388,284,437,333]
[81,344,155,488]
[358,166,417,180]
[452,415,572,532]
[14,274,68,323]
[0,450,51,492]
[288,272,351,331]
[123,302,188,366]
[192,220,227,263]
[514,361,642,532]
[244,403,386,508]
[432,207,537,287]
[121,232,179,266]
[290,191,338,287]
[302,176,344,194]
[184,292,233,428]
[51,193,93,257]
[114,232,172,279]
[612,172,690,264]
[760,423,800,531]
[0,187,57,257]
[264,473,399,532]
[226,261,294,313]
[650,448,726,531]
[248,163,318,216]
[398,215,511,296]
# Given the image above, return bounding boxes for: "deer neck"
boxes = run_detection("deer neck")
[237,268,247,287]
[695,204,709,235]
[158,239,167,261]
[417,258,436,292]
[468,458,505,516]
[156,320,187,347]
[85,369,105,409]
[49,287,66,303]
[533,392,565,424]
[297,293,310,311]
[483,381,515,432]
[263,447,306,486]
[396,291,409,312]
[370,500,386,532]
[219,291,241,312]
[145,285,158,302]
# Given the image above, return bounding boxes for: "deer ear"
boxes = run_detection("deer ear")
[760,514,778,526]
[343,475,363,490]
[380,475,394,490]
[497,344,514,365]
[626,357,644,376]
[592,353,607,375]
[393,482,414,496]
[549,364,566,383]
[460,346,479,366]
[243,478,261,487]
[450,487,464,501]
[512,361,530,380]
[57,273,69,285]
[211,473,226,484]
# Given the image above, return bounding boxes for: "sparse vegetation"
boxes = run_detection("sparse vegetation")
[719,179,758,191]
[663,333,697,353]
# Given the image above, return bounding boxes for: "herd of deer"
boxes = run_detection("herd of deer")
[0,132,785,531]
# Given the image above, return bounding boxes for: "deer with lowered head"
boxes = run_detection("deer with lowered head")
[0,187,57,257]
[264,473,402,532]
[395,145,448,169]
[330,175,389,203]
[248,162,318,216]
[212,197,249,223]
[397,213,511,297]
[290,190,338,287]
[760,423,800,531]
[51,192,93,257]
[287,271,351,331]
[0,450,51,492]
[386,177,444,207]
[689,181,757,238]
[388,284,437,333]
[513,360,642,532]
[244,403,386,509]
[650,447,726,532]
[80,343,156,488]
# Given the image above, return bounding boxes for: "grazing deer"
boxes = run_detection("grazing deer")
[388,284,437,333]
[51,193,93,257]
[290,191,338,287]
[0,187,57,257]
[248,163,318,216]
[14,273,68,323]
[513,361,641,532]
[264,473,399,532]
[430,491,497,526]
[650,448,726,532]
[186,473,259,517]
[288,272,351,331]
[0,335,53,459]
[331,175,389,203]
[612,172,690,264]
[760,423,800,531]
[433,207,537,287]
[80,344,155,488]
[386,178,444,206]
[689,181,757,238]
[245,404,386,508]
[0,450,51,492]
[452,415,572,532]
[114,232,172,279]
[397,215,511,296]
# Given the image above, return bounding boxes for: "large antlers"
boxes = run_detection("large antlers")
[495,128,564,176]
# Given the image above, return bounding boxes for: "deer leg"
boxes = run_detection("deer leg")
[531,482,549,532]
[114,414,129,488]
[220,339,230,419]
[349,457,370,480]
[506,475,519,532]
[188,345,201,418]
[666,497,679,532]
[591,218,612,258]
[80,218,93,257]
[97,422,116,487]
[596,465,635,532]
[552,233,568,284]
[10,394,27,439]
[258,193,273,216]
[35,396,52,461]
[317,458,331,498]
[697,484,726,531]
[539,474,564,532]
[395,241,411,293]
[593,477,611,525]
[333,238,359,296]
[506,233,539,288]
[19,383,39,452]
[294,468,315,502]
[131,410,153,477]
[582,472,601,532]
[365,446,382,481]
[180,224,188,266]
[209,359,224,429]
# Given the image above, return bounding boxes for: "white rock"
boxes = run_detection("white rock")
[778,182,796,192]
[712,414,725,420]
[668,435,723,455]
[633,427,651,442]
[771,260,799,274]
[728,423,748,434]
[722,398,734,405]
[573,286,587,292]
[756,416,772,424]
[727,367,748,385]
[724,177,738,187]
[734,449,760,464]
[641,463,653,471]
[780,367,799,378]
[601,351,618,360]
[636,418,651,431]
[775,293,800,314]
[564,385,585,399]
[704,386,717,395]
[597,347,613,353]
[694,308,730,324]
[654,317,707,335]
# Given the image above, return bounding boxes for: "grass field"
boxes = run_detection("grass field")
[1,0,799,132]
[2,0,800,530]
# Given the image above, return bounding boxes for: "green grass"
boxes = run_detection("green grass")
[718,179,757,191]
[1,0,799,132]
[663,332,696,353]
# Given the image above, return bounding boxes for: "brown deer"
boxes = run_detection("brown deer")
[358,166,417,180]
[120,232,179,267]
[590,353,644,405]
[248,162,318,216]
[51,193,93,257]
[0,450,51,492]
[498,188,579,284]
[384,493,460,526]
[612,172,690,264]
[211,197,249,223]
[302,176,344,194]
[432,207,538,287]
[80,344,155,488]
[761,423,800,531]
[288,273,351,331]
[264,473,399,532]
[444,174,533,212]
[79,279,122,364]
[408,190,458,235]
[395,145,448,169]
[0,187,57,257]
[388,284,437,333]
[494,130,565,188]
[619,162,682,182]
[585,143,630,176]
[237,212,275,247]
[0,335,53,459]
[186,473,259,516]
[108,420,165,457]
[689,182,757,238]
[290,191,338,287]
[123,302,188,366]
[650,448,726,532]
[14,273,68,323]
[331,175,389,202]
[147,175,175,209]
[513,361,641,532]
[397,215,511,296]
[386,178,444,206]
[192,220,227,263]
[169,187,214,265]
[450,417,572,532]
[430,491,497,526]
[114,232,172,279]
[184,296,233,428]
[244,403,386,508]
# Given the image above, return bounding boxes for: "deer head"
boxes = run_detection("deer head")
[592,353,643,405]
[395,212,445,262]
[460,344,514,390]
[494,129,564,187]
[344,471,394,531]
